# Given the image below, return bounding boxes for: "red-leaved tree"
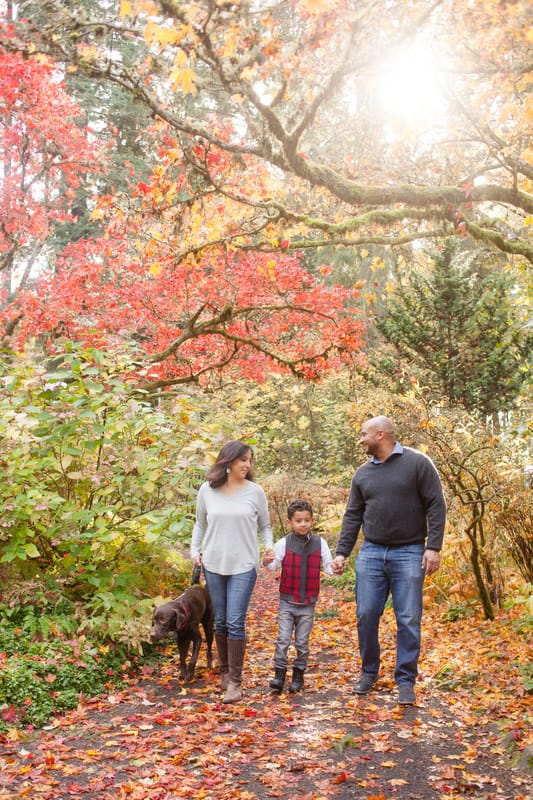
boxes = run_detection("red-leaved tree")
[0,38,103,334]
[3,112,365,388]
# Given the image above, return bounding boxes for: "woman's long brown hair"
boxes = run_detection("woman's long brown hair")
[206,440,255,489]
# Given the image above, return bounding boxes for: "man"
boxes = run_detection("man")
[332,416,446,706]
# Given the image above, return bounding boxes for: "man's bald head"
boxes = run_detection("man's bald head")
[367,416,395,439]
[360,416,396,460]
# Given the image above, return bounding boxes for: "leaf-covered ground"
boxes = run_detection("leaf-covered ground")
[1,570,531,800]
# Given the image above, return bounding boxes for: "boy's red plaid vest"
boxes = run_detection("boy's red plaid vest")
[278,533,322,604]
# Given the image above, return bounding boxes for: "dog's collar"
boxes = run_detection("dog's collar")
[178,603,190,630]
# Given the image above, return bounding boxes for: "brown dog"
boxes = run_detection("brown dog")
[150,586,214,681]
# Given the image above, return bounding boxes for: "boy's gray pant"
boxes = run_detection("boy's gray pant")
[274,599,315,671]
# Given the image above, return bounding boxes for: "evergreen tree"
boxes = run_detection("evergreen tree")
[374,240,532,416]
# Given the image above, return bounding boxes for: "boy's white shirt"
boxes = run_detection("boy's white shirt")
[267,534,334,575]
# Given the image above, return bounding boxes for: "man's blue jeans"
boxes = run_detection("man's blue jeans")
[355,541,425,686]
[203,567,257,640]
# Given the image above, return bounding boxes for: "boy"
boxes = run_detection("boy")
[263,500,333,693]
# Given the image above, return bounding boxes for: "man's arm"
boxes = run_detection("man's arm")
[420,458,446,551]
[333,477,365,573]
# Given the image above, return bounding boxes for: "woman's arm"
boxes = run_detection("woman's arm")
[257,485,273,548]
[190,484,207,560]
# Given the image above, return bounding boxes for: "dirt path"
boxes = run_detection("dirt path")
[0,570,530,800]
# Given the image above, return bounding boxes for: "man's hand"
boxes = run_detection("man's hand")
[263,547,275,566]
[422,549,441,576]
[332,555,346,575]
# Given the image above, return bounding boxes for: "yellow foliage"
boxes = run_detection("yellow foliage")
[132,0,158,14]
[223,27,239,59]
[144,22,189,49]
[257,260,277,281]
[300,0,336,15]
[171,67,196,94]
[169,51,196,94]
[240,65,257,81]
[77,44,100,63]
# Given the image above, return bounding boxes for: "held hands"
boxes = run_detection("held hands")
[332,556,346,575]
[263,547,275,566]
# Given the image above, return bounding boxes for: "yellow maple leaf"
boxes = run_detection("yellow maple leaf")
[257,260,277,281]
[169,50,197,94]
[176,67,196,94]
[144,22,187,49]
[119,0,132,17]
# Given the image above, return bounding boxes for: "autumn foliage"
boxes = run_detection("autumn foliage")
[0,571,531,799]
[3,0,531,263]
[4,112,365,387]
[0,41,101,327]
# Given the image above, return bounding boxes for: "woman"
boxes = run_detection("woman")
[191,440,273,703]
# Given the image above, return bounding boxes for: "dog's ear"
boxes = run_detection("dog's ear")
[170,608,181,629]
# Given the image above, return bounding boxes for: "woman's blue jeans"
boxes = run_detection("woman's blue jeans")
[355,541,425,686]
[202,567,257,640]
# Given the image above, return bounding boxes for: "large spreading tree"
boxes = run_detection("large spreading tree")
[1,0,531,393]
[2,0,531,262]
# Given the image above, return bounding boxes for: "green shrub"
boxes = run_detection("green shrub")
[0,344,222,606]
[0,629,132,730]
[0,579,142,730]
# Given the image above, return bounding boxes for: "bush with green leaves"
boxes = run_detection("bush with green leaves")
[0,576,142,730]
[0,344,222,608]
[0,628,134,730]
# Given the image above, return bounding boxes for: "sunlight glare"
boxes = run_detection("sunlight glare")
[377,46,445,134]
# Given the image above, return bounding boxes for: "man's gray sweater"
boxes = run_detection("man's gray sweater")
[336,445,446,556]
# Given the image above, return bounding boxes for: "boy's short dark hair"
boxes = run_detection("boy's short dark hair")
[287,499,313,519]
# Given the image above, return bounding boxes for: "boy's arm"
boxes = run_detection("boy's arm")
[320,538,334,575]
[264,537,286,570]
